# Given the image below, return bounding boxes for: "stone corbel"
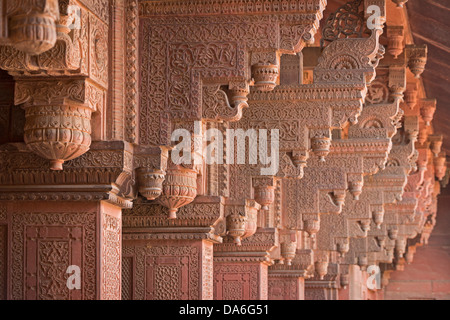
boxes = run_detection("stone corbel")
[403,115,419,141]
[404,83,418,110]
[3,0,59,55]
[387,26,404,59]
[406,44,428,78]
[251,51,280,92]
[420,99,437,126]
[405,243,418,264]
[348,174,365,200]
[14,78,93,170]
[388,65,406,104]
[434,152,447,181]
[429,134,443,157]
[303,214,321,237]
[371,204,386,229]
[310,130,332,162]
[269,249,315,279]
[157,163,198,220]
[313,251,330,280]
[253,177,276,211]
[278,230,298,266]
[224,199,260,246]
[0,0,82,74]
[134,145,169,201]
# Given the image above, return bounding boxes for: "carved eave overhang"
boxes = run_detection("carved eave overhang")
[331,138,392,175]
[122,196,225,242]
[269,249,315,279]
[138,0,327,55]
[213,227,278,265]
[245,83,367,166]
[0,29,81,76]
[0,141,135,208]
[283,165,348,235]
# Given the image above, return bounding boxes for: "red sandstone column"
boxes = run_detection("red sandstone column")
[121,196,223,300]
[0,201,122,300]
[214,259,269,300]
[213,228,276,300]
[268,275,305,300]
[122,238,214,300]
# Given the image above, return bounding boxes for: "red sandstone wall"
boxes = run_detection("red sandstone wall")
[384,186,450,300]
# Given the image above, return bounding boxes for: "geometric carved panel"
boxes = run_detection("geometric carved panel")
[123,243,201,300]
[214,263,267,300]
[122,256,133,300]
[268,277,302,300]
[11,212,96,300]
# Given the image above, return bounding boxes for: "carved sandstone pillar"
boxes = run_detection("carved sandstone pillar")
[0,200,122,300]
[122,196,224,300]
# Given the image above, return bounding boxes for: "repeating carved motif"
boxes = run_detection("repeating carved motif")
[268,277,301,300]
[214,264,262,300]
[102,212,122,300]
[125,0,139,143]
[0,0,446,302]
[79,0,110,23]
[122,243,201,300]
[122,256,133,300]
[138,1,326,146]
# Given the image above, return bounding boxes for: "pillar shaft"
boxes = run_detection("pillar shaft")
[0,201,121,300]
